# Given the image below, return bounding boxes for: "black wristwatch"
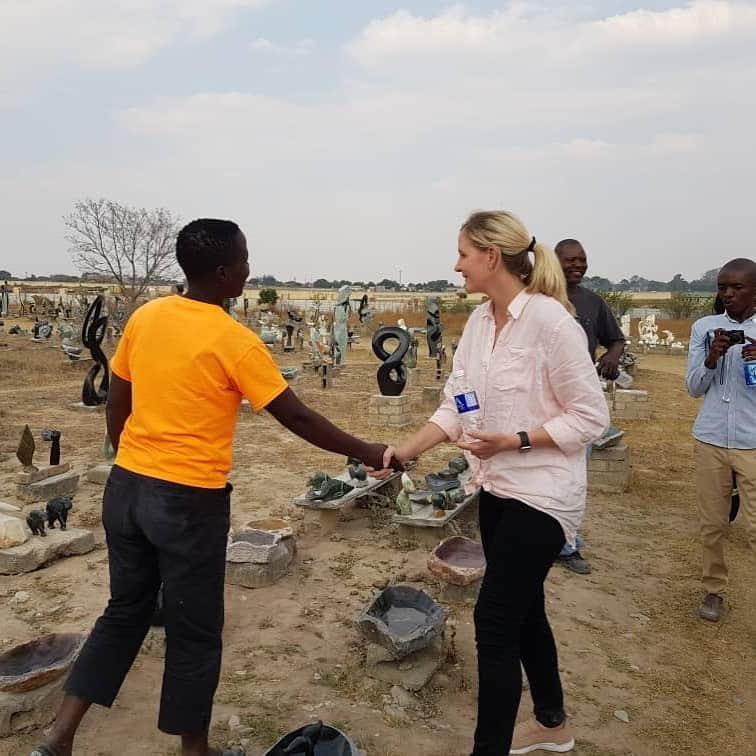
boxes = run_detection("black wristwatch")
[517,431,532,453]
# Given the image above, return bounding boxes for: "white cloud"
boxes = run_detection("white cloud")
[252,37,315,55]
[0,0,270,106]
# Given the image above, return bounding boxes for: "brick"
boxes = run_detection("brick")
[588,460,610,472]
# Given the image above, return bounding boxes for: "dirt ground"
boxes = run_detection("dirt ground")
[1,322,755,756]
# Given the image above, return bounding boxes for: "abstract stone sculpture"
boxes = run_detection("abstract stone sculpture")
[16,425,37,472]
[332,285,351,366]
[305,474,354,502]
[426,296,443,358]
[81,294,110,406]
[395,472,416,516]
[46,496,73,530]
[358,294,373,326]
[40,429,61,466]
[372,326,411,397]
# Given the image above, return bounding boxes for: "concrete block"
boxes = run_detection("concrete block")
[587,460,609,472]
[16,472,80,504]
[16,464,71,486]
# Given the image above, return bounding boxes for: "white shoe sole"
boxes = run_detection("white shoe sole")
[510,737,575,754]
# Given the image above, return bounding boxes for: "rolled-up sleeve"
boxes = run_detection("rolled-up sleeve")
[542,317,609,454]
[428,323,470,443]
[686,321,716,397]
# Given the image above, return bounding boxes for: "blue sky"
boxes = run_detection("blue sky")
[2,1,755,283]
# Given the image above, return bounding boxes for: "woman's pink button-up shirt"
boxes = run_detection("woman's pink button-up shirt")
[429,290,609,545]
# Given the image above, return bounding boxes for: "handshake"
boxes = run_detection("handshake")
[360,443,407,479]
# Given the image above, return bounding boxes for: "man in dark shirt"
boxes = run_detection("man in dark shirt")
[554,238,625,574]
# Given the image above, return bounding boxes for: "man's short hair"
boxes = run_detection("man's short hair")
[720,258,756,284]
[176,219,241,279]
[554,239,584,256]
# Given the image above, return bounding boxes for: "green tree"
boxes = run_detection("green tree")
[258,288,278,307]
[597,290,633,317]
[667,292,701,319]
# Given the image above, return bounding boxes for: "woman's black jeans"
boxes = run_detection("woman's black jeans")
[65,465,231,735]
[472,491,567,755]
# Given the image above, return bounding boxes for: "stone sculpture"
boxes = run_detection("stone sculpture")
[358,294,373,326]
[0,282,8,318]
[395,472,416,516]
[305,473,354,502]
[32,320,52,340]
[81,295,109,406]
[40,429,61,466]
[284,309,302,352]
[26,511,47,537]
[426,296,443,358]
[347,458,369,488]
[332,285,351,366]
[46,495,73,530]
[17,425,36,472]
[620,313,631,339]
[637,314,659,347]
[372,326,411,397]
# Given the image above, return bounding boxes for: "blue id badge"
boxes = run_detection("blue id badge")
[744,361,756,387]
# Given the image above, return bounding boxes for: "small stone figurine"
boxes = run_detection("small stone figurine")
[26,510,47,537]
[395,473,416,516]
[46,495,73,530]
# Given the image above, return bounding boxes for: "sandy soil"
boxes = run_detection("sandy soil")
[1,325,754,756]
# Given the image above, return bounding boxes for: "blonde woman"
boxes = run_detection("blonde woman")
[375,211,608,755]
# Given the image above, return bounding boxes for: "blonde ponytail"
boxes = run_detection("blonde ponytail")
[460,210,573,313]
[529,241,572,312]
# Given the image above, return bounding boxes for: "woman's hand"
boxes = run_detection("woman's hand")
[456,431,515,459]
[366,444,412,479]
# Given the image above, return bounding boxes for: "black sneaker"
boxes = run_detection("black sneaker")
[556,551,592,575]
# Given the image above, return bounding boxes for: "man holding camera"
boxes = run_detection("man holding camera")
[686,258,756,622]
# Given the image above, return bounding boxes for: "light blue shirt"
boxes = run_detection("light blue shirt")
[686,312,756,449]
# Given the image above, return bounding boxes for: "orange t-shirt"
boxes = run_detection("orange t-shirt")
[110,296,288,488]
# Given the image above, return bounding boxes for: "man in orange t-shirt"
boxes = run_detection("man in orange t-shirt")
[34,219,394,756]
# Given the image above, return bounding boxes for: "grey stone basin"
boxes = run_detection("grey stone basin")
[427,536,486,586]
[355,585,447,659]
[226,529,282,564]
[264,720,360,755]
[0,633,85,694]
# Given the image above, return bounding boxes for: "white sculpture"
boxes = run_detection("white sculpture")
[637,314,659,347]
[620,313,631,339]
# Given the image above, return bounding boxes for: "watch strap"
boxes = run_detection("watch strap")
[517,431,532,451]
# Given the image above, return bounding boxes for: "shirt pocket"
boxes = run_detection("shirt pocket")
[487,346,540,431]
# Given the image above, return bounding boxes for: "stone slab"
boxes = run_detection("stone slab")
[393,479,476,530]
[0,502,22,515]
[0,673,66,737]
[0,513,29,550]
[365,637,444,692]
[294,470,401,511]
[440,580,481,604]
[86,463,112,485]
[16,471,80,503]
[0,527,95,575]
[16,463,71,486]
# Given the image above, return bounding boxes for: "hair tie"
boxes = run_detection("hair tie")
[526,236,536,252]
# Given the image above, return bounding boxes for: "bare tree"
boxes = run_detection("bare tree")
[64,198,180,308]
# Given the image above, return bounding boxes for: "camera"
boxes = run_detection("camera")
[724,329,746,345]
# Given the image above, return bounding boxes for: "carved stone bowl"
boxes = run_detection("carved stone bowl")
[0,633,85,694]
[355,585,447,659]
[427,536,486,587]
[264,721,361,756]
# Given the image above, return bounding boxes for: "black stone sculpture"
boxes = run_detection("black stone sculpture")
[81,295,109,406]
[32,320,52,339]
[265,720,359,756]
[357,294,373,325]
[371,326,411,397]
[426,296,443,358]
[40,429,61,465]
[46,495,73,530]
[26,510,47,537]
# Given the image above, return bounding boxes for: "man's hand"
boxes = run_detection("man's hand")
[361,443,404,473]
[742,336,756,362]
[456,431,515,459]
[597,352,620,380]
[705,329,733,369]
